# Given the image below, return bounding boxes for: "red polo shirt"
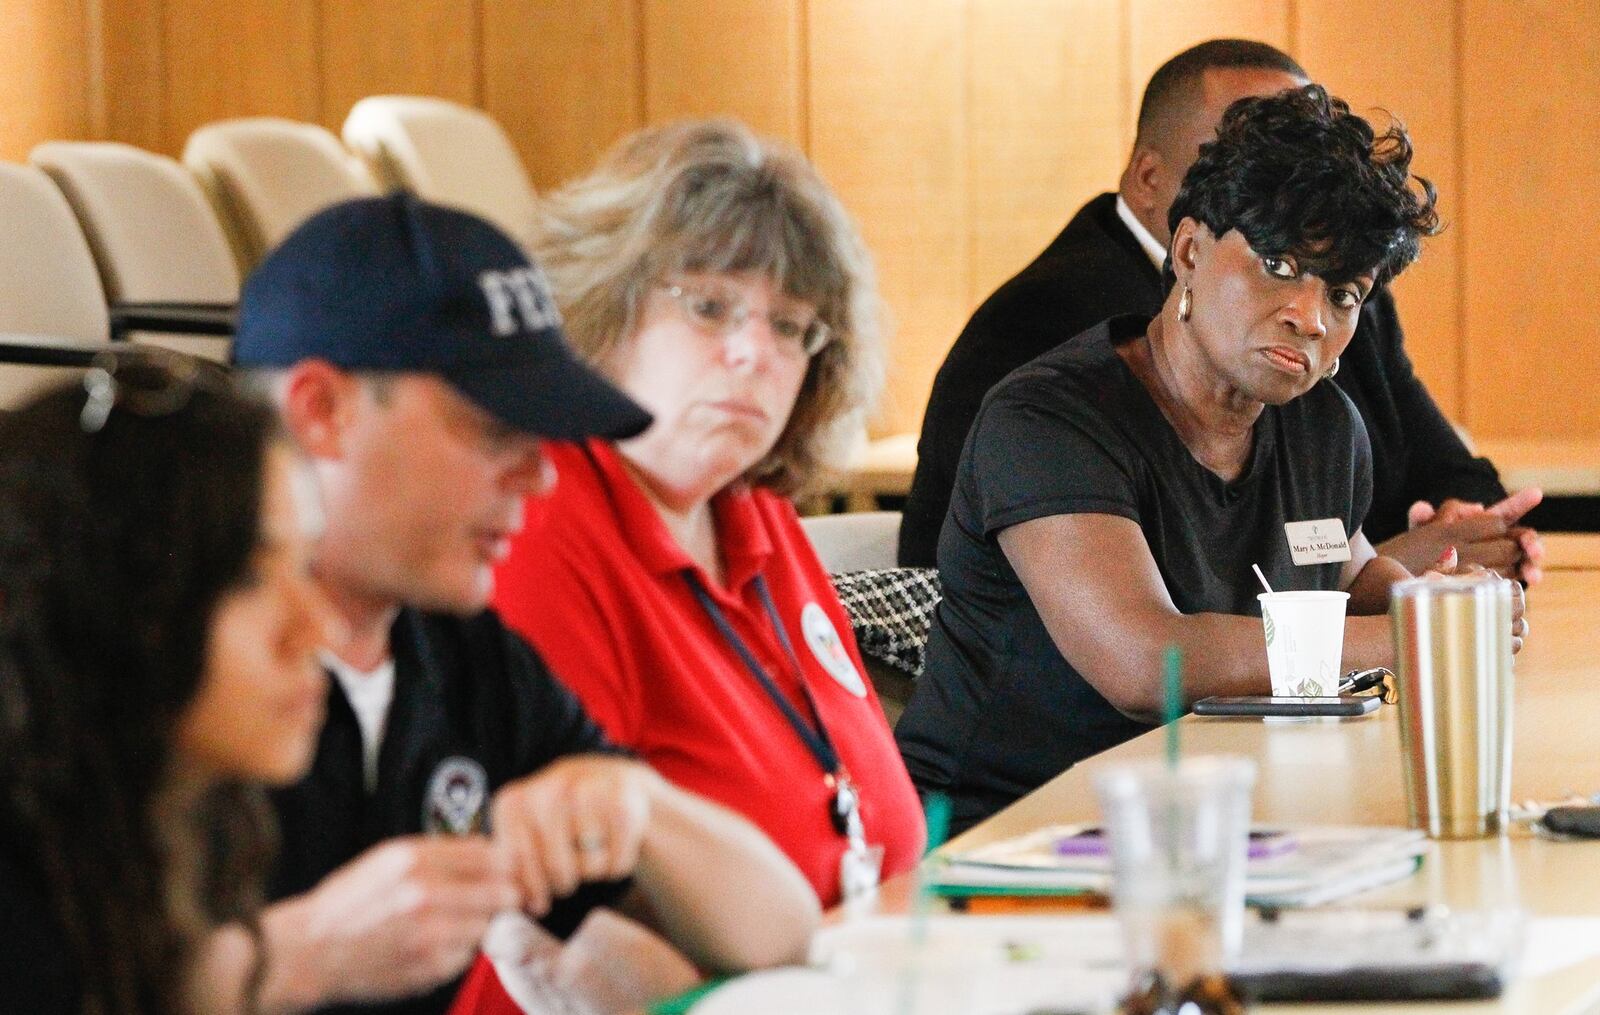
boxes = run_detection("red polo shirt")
[491,439,925,903]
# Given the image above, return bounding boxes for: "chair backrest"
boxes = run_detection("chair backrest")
[31,141,240,304]
[343,96,538,249]
[800,510,903,573]
[184,118,375,270]
[0,162,110,405]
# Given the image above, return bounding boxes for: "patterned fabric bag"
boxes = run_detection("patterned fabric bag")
[829,567,942,678]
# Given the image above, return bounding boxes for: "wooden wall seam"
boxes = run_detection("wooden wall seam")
[1119,0,1134,161]
[472,0,486,107]
[633,0,647,127]
[961,0,977,316]
[155,0,167,150]
[310,0,324,127]
[1452,0,1469,429]
[797,0,812,157]
[85,0,106,138]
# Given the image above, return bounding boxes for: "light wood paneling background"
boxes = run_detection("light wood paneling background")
[1,0,1594,443]
[483,0,643,191]
[0,0,92,156]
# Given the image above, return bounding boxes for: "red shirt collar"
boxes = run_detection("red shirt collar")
[578,438,773,593]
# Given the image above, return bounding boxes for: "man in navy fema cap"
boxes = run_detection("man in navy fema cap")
[227,196,817,1015]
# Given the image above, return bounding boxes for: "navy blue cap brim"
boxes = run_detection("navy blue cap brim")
[448,351,653,442]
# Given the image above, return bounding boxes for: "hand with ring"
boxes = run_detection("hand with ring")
[1418,549,1529,655]
[489,755,661,917]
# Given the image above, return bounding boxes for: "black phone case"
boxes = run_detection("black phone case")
[1542,806,1600,838]
[1235,964,1503,1002]
[1192,695,1381,717]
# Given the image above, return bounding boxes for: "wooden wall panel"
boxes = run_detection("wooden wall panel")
[482,0,642,191]
[89,0,165,150]
[1127,0,1291,146]
[1296,0,1463,421]
[967,0,1127,309]
[26,0,1600,444]
[319,0,479,127]
[809,0,968,436]
[161,0,320,154]
[0,0,91,160]
[1461,1,1600,439]
[642,0,803,145]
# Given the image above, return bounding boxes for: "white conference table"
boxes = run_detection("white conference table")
[859,565,1600,1014]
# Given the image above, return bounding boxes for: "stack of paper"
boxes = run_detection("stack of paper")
[933,824,1427,907]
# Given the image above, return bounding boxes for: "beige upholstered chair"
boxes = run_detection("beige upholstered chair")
[800,510,903,574]
[0,163,113,406]
[31,141,237,361]
[183,118,375,271]
[342,96,538,249]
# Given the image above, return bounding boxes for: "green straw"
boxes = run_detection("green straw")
[1163,644,1183,768]
[899,792,952,1015]
[911,792,952,937]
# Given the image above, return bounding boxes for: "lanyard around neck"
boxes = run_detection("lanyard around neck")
[683,571,842,778]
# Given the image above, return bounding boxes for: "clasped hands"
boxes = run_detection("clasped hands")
[1380,487,1545,586]
[1417,538,1530,656]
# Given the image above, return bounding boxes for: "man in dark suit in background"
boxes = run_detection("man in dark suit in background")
[900,39,1544,581]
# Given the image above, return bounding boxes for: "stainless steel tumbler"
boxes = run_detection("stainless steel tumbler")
[1390,574,1515,839]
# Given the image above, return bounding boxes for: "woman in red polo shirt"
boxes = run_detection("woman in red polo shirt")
[497,118,923,908]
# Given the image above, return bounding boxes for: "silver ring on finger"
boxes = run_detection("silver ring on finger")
[577,831,608,854]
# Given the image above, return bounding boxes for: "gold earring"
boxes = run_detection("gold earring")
[1325,356,1340,380]
[1177,285,1192,322]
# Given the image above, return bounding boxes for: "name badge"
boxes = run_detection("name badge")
[1284,518,1352,565]
[840,840,885,906]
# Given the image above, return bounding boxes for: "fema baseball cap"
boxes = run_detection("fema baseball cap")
[233,193,652,441]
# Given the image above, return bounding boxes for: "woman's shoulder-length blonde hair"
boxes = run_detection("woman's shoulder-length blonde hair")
[531,117,886,497]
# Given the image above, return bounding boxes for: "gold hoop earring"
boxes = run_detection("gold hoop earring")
[1177,285,1192,322]
[1325,356,1340,380]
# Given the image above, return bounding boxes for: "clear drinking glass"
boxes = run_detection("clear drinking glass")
[1093,756,1256,1015]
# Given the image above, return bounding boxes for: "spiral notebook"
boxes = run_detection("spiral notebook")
[932,823,1428,907]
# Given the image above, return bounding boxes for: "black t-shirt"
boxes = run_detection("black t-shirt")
[270,607,629,1015]
[898,192,1503,567]
[895,316,1373,831]
[0,830,77,1014]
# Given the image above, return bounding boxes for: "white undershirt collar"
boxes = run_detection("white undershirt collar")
[320,649,396,794]
[1115,194,1169,271]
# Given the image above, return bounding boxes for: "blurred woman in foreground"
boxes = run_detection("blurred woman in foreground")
[0,354,329,1013]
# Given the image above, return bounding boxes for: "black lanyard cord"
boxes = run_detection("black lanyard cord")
[683,571,842,777]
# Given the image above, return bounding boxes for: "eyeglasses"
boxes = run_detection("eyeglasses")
[659,281,832,358]
[80,349,229,434]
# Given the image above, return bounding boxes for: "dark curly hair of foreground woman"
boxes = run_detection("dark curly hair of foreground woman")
[1168,82,1442,291]
[0,369,280,1014]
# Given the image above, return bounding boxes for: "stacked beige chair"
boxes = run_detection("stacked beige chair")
[184,118,375,271]
[32,142,238,362]
[342,96,538,250]
[800,511,903,574]
[0,163,116,407]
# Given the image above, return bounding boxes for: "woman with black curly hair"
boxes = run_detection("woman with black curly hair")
[897,85,1527,832]
[0,354,330,1013]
